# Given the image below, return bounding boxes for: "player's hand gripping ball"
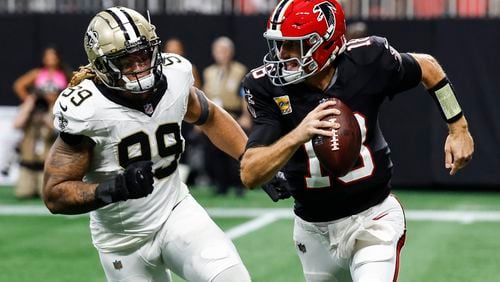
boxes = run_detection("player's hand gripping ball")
[312,98,362,176]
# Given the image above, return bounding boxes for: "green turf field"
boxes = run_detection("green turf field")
[1,186,500,282]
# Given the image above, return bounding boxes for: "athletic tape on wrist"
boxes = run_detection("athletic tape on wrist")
[428,78,463,123]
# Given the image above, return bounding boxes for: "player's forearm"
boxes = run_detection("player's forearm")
[240,132,302,188]
[200,104,248,160]
[42,137,103,214]
[43,179,104,214]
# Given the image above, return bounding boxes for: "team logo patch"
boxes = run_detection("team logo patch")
[57,115,68,131]
[113,260,123,270]
[313,1,337,40]
[144,103,154,115]
[244,88,257,118]
[297,242,307,253]
[273,95,292,115]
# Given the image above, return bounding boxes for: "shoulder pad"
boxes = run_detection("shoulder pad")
[242,65,276,98]
[161,53,194,87]
[53,80,98,135]
[344,36,391,66]
[161,53,192,74]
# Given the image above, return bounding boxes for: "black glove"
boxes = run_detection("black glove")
[261,171,292,202]
[95,161,155,205]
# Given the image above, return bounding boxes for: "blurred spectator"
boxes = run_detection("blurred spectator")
[346,21,368,40]
[202,36,248,196]
[163,38,204,185]
[12,46,69,199]
[163,38,202,88]
[414,0,446,18]
[457,0,487,17]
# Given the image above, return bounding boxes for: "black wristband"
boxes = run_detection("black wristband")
[428,77,463,123]
[95,176,128,205]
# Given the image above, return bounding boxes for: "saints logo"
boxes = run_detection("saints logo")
[85,30,99,49]
[57,115,68,131]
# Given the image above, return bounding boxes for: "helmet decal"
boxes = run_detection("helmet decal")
[269,0,293,31]
[104,7,140,41]
[313,2,337,40]
[85,30,99,50]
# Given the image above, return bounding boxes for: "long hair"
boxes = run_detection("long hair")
[68,64,99,87]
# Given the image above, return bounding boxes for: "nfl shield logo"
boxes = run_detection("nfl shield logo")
[144,103,154,115]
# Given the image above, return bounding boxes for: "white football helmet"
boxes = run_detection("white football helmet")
[84,7,162,93]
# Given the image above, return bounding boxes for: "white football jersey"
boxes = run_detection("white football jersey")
[53,53,194,252]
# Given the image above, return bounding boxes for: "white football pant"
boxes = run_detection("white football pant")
[98,194,251,282]
[293,194,406,282]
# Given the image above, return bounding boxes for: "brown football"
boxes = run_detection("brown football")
[312,98,362,176]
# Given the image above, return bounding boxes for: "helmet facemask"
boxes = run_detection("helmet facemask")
[263,33,324,86]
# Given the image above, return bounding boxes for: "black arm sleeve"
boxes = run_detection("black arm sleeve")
[193,88,210,125]
[59,132,84,146]
[385,53,422,96]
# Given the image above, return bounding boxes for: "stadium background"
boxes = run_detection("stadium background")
[0,0,499,281]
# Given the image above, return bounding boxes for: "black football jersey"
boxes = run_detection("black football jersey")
[242,36,422,222]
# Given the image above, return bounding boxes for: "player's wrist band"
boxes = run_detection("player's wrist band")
[428,77,463,123]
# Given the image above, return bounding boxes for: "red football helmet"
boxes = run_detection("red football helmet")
[263,0,347,86]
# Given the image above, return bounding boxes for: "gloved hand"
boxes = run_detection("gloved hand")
[95,161,155,205]
[261,171,292,202]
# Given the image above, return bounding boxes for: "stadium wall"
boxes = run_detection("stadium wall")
[0,15,498,188]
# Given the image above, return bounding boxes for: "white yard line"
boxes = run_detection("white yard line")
[2,205,500,223]
[225,213,281,239]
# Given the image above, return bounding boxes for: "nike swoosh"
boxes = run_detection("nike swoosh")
[59,102,68,112]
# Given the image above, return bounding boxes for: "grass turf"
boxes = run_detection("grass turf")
[1,186,500,281]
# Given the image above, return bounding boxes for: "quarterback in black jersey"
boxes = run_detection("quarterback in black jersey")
[240,0,474,281]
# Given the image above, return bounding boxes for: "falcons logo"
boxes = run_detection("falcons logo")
[313,2,337,40]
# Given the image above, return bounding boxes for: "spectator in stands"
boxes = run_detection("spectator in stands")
[163,38,202,88]
[12,46,69,199]
[163,38,205,185]
[414,0,446,18]
[202,36,248,196]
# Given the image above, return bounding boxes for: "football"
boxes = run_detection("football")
[312,98,361,176]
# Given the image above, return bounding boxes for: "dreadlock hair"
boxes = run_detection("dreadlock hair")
[68,64,100,87]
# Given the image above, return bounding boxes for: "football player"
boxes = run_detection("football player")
[240,0,474,281]
[43,7,250,282]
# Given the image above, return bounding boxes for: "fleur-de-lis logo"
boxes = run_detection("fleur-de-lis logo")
[85,30,99,49]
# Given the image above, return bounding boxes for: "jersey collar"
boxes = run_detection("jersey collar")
[97,74,168,116]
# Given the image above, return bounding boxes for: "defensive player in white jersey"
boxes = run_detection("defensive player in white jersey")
[43,7,251,282]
